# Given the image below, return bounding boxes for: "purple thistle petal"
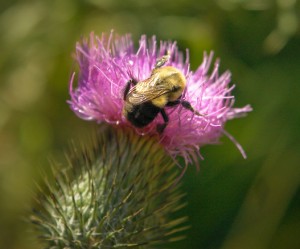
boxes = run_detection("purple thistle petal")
[69,31,252,165]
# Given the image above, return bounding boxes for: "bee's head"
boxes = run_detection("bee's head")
[153,66,186,101]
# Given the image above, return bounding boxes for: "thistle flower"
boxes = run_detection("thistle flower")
[31,126,187,248]
[69,31,252,165]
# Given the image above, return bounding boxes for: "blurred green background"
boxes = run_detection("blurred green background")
[0,0,299,248]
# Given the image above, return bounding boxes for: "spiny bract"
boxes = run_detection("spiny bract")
[30,126,188,249]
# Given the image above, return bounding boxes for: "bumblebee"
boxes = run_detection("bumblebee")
[123,54,201,133]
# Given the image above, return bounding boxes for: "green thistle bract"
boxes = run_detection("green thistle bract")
[31,126,187,248]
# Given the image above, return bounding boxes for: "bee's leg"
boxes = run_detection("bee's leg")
[156,109,169,133]
[168,100,203,116]
[181,100,202,116]
[166,99,180,106]
[123,79,137,100]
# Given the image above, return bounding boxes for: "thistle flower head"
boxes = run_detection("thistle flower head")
[31,126,187,248]
[69,31,252,165]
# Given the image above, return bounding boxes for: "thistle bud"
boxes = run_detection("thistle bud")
[30,126,187,248]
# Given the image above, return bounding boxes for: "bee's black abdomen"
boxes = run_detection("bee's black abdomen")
[127,102,161,127]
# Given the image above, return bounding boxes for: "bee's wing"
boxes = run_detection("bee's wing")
[128,77,173,105]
